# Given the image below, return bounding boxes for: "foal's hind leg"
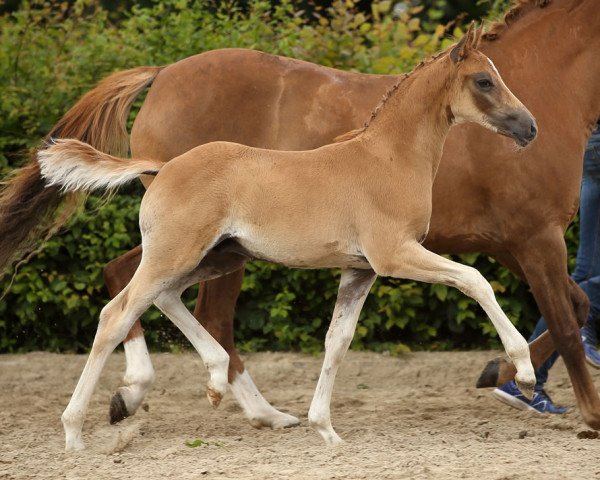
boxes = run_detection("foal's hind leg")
[369,243,535,397]
[150,251,254,407]
[308,269,376,445]
[105,246,299,429]
[63,256,239,450]
[154,290,230,406]
[62,274,160,451]
[103,245,156,424]
[196,271,300,428]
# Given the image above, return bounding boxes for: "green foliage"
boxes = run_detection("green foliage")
[0,0,571,354]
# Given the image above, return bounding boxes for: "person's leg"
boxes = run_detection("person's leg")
[528,317,559,391]
[579,276,600,367]
[572,129,600,367]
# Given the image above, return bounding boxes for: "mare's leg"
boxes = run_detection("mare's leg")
[307,269,376,445]
[570,276,593,328]
[477,278,589,387]
[196,270,300,428]
[369,243,535,395]
[476,259,590,388]
[103,245,156,423]
[511,233,600,427]
[477,259,590,388]
[480,232,600,428]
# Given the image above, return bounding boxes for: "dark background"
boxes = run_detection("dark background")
[0,0,492,23]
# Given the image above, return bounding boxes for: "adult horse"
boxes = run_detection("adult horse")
[0,0,598,428]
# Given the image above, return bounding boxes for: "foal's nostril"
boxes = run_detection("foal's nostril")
[530,123,537,139]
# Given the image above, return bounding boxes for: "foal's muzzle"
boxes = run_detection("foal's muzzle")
[493,111,538,147]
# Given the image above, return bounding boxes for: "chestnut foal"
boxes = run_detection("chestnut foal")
[39,27,537,449]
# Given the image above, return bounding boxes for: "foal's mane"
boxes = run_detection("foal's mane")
[334,51,447,143]
[335,0,554,143]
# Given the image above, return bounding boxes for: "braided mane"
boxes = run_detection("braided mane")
[335,0,554,143]
[334,51,447,143]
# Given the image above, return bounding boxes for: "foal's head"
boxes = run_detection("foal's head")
[447,23,537,147]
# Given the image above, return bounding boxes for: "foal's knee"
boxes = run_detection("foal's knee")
[325,329,354,353]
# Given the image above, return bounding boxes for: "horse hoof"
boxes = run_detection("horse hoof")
[109,391,130,424]
[476,357,501,388]
[207,387,223,408]
[65,438,86,451]
[515,378,535,400]
[249,411,301,430]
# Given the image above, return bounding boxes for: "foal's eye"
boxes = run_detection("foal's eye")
[476,79,493,91]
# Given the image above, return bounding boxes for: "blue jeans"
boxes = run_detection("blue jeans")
[531,127,600,390]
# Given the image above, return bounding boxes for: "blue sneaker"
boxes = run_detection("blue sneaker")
[581,328,600,369]
[492,381,569,414]
[530,390,570,414]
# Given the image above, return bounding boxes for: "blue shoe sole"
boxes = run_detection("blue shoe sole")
[585,355,600,369]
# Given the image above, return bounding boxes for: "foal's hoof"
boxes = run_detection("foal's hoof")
[249,411,301,430]
[476,357,501,388]
[515,377,535,401]
[64,433,86,452]
[109,392,130,424]
[207,387,223,408]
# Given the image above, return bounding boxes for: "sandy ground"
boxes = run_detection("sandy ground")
[1,350,600,479]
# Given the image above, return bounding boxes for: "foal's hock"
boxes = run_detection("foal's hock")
[39,25,537,450]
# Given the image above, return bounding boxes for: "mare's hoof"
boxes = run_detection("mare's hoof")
[476,357,501,388]
[109,391,130,424]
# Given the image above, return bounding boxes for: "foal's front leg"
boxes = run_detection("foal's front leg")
[308,269,376,445]
[369,243,536,397]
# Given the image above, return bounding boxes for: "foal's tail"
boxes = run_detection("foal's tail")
[38,139,164,192]
[0,66,163,275]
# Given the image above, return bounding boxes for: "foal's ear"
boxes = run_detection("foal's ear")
[473,23,484,49]
[450,21,476,64]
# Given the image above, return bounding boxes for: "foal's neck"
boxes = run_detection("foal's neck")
[360,56,454,171]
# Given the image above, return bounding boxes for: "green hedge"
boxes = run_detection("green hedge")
[0,0,578,353]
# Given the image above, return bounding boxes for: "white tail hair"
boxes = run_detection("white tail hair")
[37,139,164,192]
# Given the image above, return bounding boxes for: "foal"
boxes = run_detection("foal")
[39,25,537,449]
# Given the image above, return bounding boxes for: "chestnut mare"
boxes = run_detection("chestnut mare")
[0,0,598,430]
[113,0,600,429]
[39,28,536,449]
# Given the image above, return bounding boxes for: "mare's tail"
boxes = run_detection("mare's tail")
[0,66,163,275]
[38,139,164,192]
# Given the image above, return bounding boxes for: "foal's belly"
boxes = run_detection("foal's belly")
[215,235,371,270]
